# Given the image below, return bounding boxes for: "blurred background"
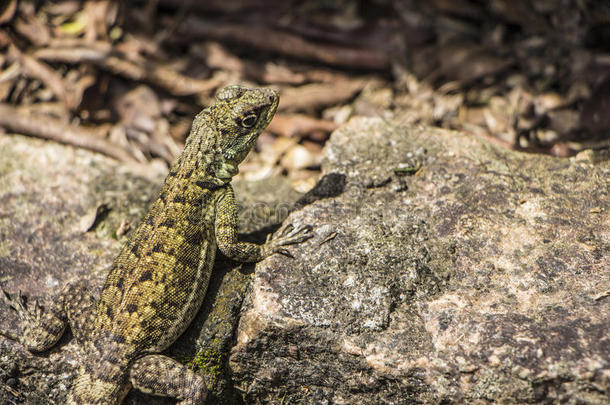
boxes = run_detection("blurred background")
[1,0,609,192]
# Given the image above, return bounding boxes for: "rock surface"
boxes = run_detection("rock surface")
[230,118,609,404]
[1,116,609,404]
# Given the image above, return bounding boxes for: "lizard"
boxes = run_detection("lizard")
[0,85,313,404]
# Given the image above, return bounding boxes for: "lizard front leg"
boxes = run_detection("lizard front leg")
[214,184,313,262]
[1,280,96,351]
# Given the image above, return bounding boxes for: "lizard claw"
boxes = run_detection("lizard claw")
[18,290,27,305]
[263,224,314,259]
[278,224,294,238]
[1,289,13,311]
[276,224,314,246]
[2,290,21,313]
[0,289,63,350]
[34,299,44,318]
[290,224,314,243]
[2,290,44,324]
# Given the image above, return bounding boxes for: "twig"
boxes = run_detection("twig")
[12,1,50,46]
[34,44,220,96]
[279,80,366,112]
[0,103,138,163]
[0,0,17,25]
[268,113,337,140]
[174,17,390,70]
[7,45,77,110]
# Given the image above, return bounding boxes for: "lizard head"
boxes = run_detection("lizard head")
[210,85,279,182]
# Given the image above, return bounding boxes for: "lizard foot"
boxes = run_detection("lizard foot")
[1,289,66,351]
[2,289,41,319]
[263,224,314,258]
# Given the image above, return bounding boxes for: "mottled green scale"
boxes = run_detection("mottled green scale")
[71,85,283,403]
[96,175,217,352]
[2,85,313,405]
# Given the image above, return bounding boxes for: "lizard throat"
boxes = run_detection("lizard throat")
[215,161,239,181]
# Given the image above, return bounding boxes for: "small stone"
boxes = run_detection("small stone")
[281,144,318,172]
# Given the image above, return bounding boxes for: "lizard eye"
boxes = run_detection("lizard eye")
[241,114,258,128]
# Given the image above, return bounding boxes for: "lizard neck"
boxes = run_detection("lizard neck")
[166,111,230,190]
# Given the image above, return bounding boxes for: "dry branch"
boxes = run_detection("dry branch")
[12,1,51,46]
[0,103,137,162]
[176,18,390,70]
[279,80,366,112]
[268,114,337,140]
[0,0,17,25]
[34,44,220,96]
[8,45,78,109]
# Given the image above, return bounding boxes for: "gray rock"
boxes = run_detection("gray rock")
[230,118,610,404]
[0,134,300,404]
[1,115,609,404]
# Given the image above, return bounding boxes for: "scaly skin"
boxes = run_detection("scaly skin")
[1,85,313,404]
